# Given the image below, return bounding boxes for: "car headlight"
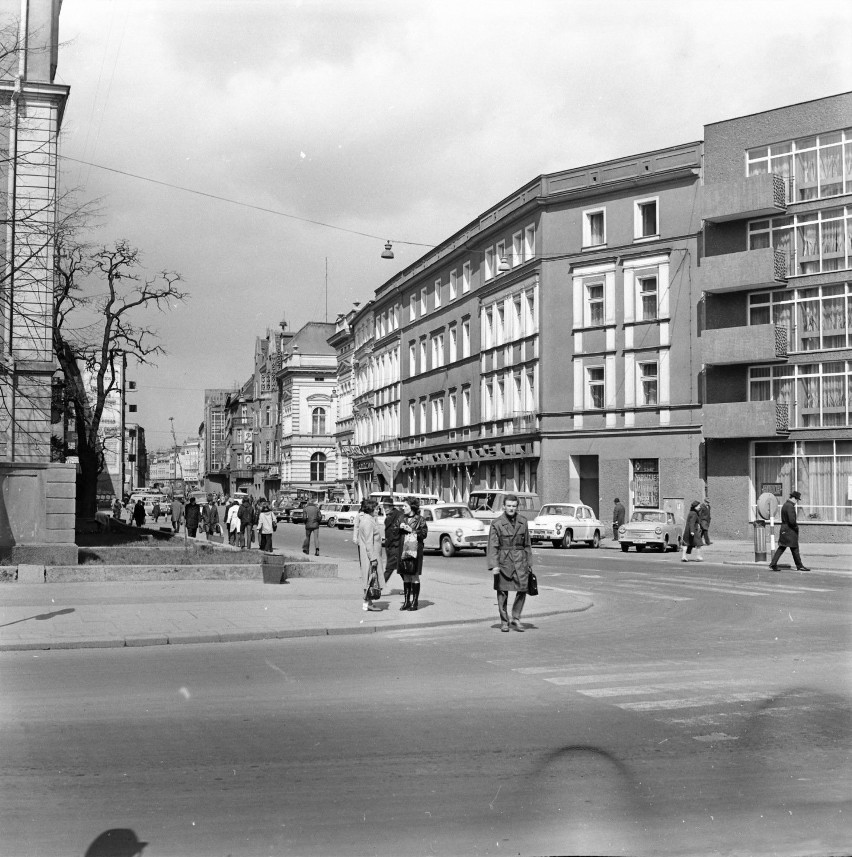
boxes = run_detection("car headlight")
[455,528,464,540]
[618,526,626,534]
[655,527,662,535]
[555,523,562,532]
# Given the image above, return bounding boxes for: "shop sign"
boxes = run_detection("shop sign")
[356,459,374,473]
[761,482,783,497]
[268,465,280,477]
[341,442,367,458]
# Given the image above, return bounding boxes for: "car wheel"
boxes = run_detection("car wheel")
[636,544,646,552]
[440,536,456,558]
[588,530,600,549]
[326,517,336,528]
[620,542,630,552]
[561,530,572,549]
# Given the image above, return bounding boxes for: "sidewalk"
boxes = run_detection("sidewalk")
[599,535,852,572]
[0,557,593,652]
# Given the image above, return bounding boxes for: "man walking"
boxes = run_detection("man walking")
[612,497,626,542]
[184,497,201,538]
[487,494,533,633]
[170,496,184,533]
[698,499,712,545]
[769,490,810,571]
[302,498,321,555]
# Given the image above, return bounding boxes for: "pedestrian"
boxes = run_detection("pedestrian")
[612,497,626,542]
[353,499,368,561]
[151,499,161,523]
[132,499,146,527]
[112,497,122,520]
[698,499,712,545]
[238,497,254,549]
[184,497,201,538]
[358,499,384,612]
[257,501,277,552]
[769,491,811,572]
[381,498,403,584]
[302,497,321,555]
[202,500,220,539]
[398,496,428,611]
[487,494,533,632]
[681,500,704,562]
[226,500,241,546]
[170,496,184,533]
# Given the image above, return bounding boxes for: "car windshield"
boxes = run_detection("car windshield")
[434,506,474,520]
[540,504,576,517]
[468,493,495,511]
[631,511,666,523]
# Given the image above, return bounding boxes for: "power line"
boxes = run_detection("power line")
[60,155,436,249]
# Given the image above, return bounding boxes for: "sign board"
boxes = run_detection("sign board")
[356,459,374,473]
[761,482,783,497]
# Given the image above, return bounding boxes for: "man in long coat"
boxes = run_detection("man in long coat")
[170,497,184,533]
[612,498,626,542]
[487,494,533,632]
[302,499,322,555]
[769,490,810,571]
[381,498,403,583]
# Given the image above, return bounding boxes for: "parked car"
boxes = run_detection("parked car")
[127,492,171,519]
[618,509,683,552]
[528,503,603,549]
[419,502,490,557]
[320,502,347,528]
[289,504,307,525]
[468,490,540,523]
[334,503,359,529]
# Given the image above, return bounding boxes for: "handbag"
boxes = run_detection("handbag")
[402,531,418,558]
[366,563,382,601]
[493,572,501,591]
[527,569,539,597]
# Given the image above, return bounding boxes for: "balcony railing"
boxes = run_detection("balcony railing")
[702,323,788,365]
[702,400,790,439]
[701,247,788,294]
[702,172,788,223]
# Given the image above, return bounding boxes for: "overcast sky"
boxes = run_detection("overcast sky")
[54,0,852,451]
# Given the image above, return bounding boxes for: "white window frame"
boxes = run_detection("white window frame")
[512,231,523,267]
[485,247,495,281]
[419,400,427,434]
[585,280,605,327]
[637,360,659,406]
[419,339,427,372]
[462,318,471,357]
[449,269,457,301]
[496,240,506,274]
[634,196,659,240]
[462,387,471,424]
[462,261,471,293]
[638,274,658,321]
[524,224,535,261]
[586,365,605,410]
[409,293,416,322]
[449,324,458,362]
[409,402,416,435]
[583,207,606,248]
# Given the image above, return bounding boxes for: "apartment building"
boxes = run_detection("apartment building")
[701,92,852,540]
[202,388,232,495]
[328,311,356,498]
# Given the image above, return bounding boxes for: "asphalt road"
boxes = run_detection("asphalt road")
[2,545,850,857]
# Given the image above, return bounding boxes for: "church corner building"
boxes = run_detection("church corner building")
[701,92,852,541]
[0,0,77,564]
[340,92,852,541]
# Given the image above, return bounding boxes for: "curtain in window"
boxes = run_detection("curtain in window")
[590,215,604,245]
[797,454,833,520]
[797,223,819,274]
[836,456,852,522]
[755,454,794,500]
[821,219,844,270]
[772,227,794,275]
[796,150,818,200]
[819,146,843,195]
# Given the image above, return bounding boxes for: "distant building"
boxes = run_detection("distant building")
[202,388,232,494]
[328,311,356,499]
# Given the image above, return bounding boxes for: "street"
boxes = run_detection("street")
[2,541,850,857]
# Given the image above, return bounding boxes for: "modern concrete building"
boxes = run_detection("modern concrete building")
[0,0,75,563]
[701,92,852,540]
[201,387,232,495]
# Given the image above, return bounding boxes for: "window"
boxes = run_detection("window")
[638,361,658,405]
[583,208,606,247]
[586,281,605,326]
[449,270,457,301]
[587,366,605,409]
[449,392,457,428]
[495,302,505,345]
[635,198,659,239]
[633,459,660,508]
[462,387,471,424]
[483,306,494,349]
[639,275,658,320]
[420,287,427,315]
[431,333,444,369]
[310,452,326,482]
[483,379,494,420]
[311,407,327,435]
[449,325,458,362]
[419,339,427,371]
[409,342,417,375]
[462,261,471,293]
[485,247,495,281]
[409,401,416,434]
[512,231,523,267]
[409,293,416,322]
[524,224,535,261]
[434,278,442,309]
[431,398,444,431]
[419,400,427,434]
[496,241,506,274]
[462,319,471,357]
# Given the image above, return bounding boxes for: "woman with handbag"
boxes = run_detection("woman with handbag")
[681,500,704,563]
[357,499,383,611]
[399,496,428,611]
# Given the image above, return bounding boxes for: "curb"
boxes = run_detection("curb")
[0,604,593,652]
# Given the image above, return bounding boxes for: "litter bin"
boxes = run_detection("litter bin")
[752,519,767,562]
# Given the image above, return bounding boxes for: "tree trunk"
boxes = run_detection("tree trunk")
[76,445,101,517]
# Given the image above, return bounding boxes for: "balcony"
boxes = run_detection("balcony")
[703,400,789,439]
[702,323,788,366]
[701,247,788,294]
[702,172,787,223]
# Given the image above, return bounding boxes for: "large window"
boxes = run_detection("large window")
[638,275,658,321]
[586,281,605,326]
[462,261,471,294]
[753,440,852,523]
[587,366,605,409]
[462,319,471,357]
[747,129,852,202]
[583,208,606,248]
[635,198,659,239]
[749,207,852,276]
[633,459,660,508]
[749,283,852,352]
[637,361,658,406]
[310,452,326,482]
[749,360,850,427]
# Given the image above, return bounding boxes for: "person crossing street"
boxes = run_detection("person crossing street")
[487,494,533,633]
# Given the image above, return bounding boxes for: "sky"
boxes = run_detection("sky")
[53,0,852,452]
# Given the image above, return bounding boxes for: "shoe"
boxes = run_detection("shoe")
[315,550,319,556]
[500,624,510,632]
[510,620,524,632]
[367,604,380,612]
[681,558,689,562]
[796,566,811,571]
[302,549,309,555]
[362,602,369,611]
[768,565,779,571]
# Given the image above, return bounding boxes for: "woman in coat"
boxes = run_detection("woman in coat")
[237,497,254,549]
[132,500,146,527]
[357,500,383,611]
[381,498,403,584]
[681,500,704,562]
[398,496,428,611]
[256,501,276,553]
[226,501,241,546]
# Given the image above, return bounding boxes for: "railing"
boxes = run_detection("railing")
[511,410,538,432]
[774,249,790,280]
[774,326,788,358]
[776,402,790,433]
[772,173,788,207]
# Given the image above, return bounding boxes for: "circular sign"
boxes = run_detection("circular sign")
[756,492,780,520]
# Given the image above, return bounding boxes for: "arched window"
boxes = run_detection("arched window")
[312,407,326,435]
[310,452,326,482]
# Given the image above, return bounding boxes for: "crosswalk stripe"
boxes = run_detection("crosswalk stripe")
[617,691,774,711]
[647,575,834,594]
[613,580,762,597]
[577,678,756,697]
[536,669,725,684]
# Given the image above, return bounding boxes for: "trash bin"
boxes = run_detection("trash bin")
[752,519,767,562]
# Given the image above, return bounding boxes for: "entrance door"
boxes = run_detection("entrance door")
[577,455,600,517]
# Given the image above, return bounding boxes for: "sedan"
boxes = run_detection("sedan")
[419,503,489,557]
[618,509,682,552]
[528,503,603,549]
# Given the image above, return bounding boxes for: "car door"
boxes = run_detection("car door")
[421,509,436,548]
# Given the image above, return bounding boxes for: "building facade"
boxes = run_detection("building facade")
[202,388,232,494]
[701,92,852,540]
[328,311,356,498]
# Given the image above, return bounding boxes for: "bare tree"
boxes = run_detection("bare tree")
[54,237,188,515]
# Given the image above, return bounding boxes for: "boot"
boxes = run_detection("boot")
[681,546,688,562]
[410,581,420,611]
[400,582,411,610]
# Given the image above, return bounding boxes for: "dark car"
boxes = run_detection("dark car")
[289,505,306,525]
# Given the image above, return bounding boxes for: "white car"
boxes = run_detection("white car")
[419,503,489,557]
[528,502,603,549]
[618,509,683,552]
